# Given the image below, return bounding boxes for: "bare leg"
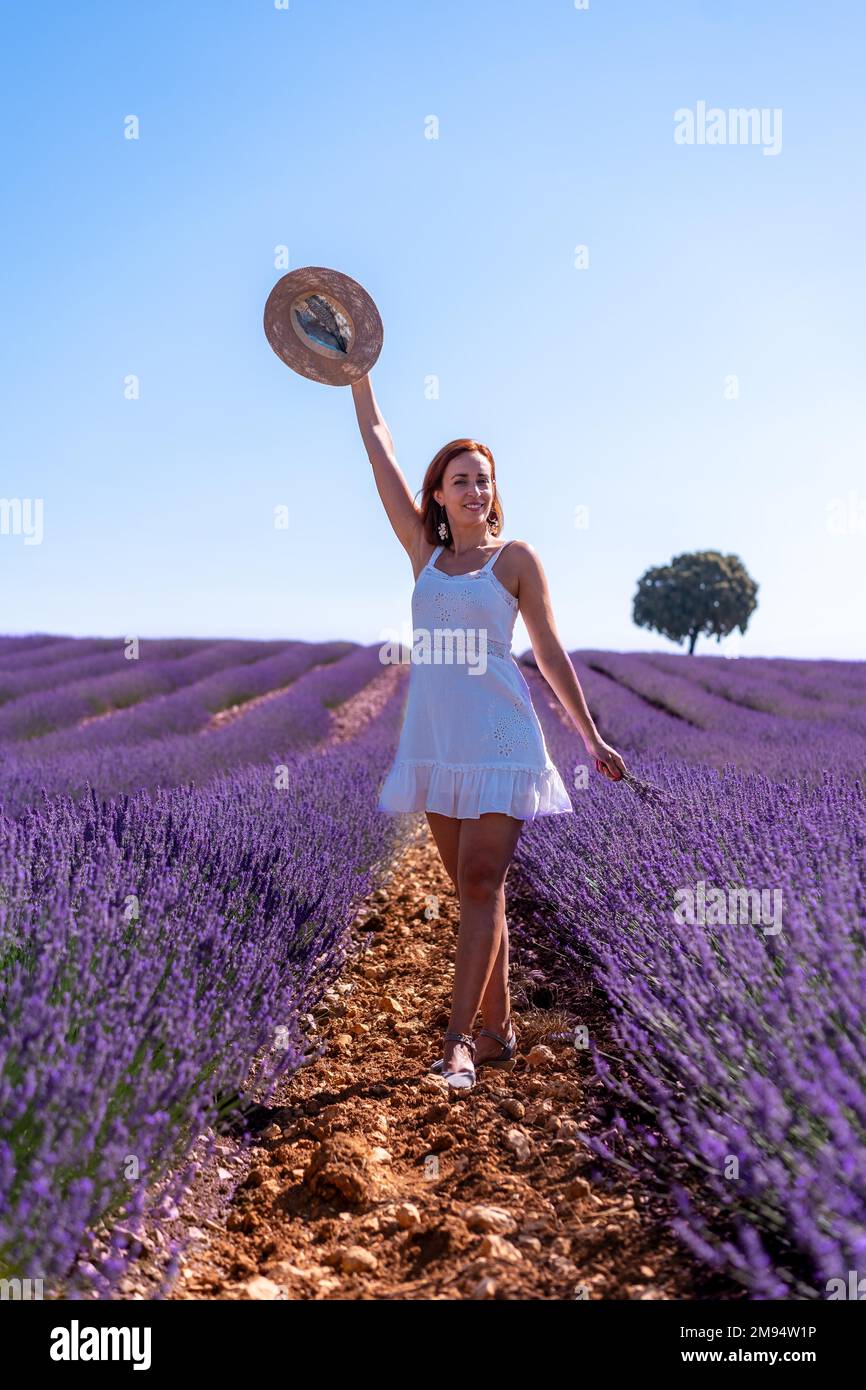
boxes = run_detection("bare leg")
[425,811,461,904]
[425,811,514,1057]
[443,812,523,1076]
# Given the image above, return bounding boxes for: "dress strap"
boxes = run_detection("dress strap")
[481,540,513,573]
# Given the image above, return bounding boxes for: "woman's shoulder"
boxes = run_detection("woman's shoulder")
[499,538,538,569]
[495,541,543,600]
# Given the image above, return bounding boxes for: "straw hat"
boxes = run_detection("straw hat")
[263,266,383,386]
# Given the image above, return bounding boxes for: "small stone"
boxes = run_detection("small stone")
[217,1167,233,1183]
[463,1205,518,1236]
[478,1233,522,1263]
[470,1276,497,1299]
[242,1275,282,1300]
[379,995,403,1015]
[421,1074,449,1095]
[640,1265,656,1279]
[259,1123,283,1141]
[243,1168,267,1189]
[525,1099,555,1124]
[517,1235,542,1253]
[338,1245,378,1273]
[370,1147,392,1163]
[503,1129,532,1161]
[501,1098,525,1119]
[565,1177,593,1200]
[395,1202,421,1230]
[525,1044,556,1069]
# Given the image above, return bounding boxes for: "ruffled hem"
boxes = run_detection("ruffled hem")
[377,759,574,822]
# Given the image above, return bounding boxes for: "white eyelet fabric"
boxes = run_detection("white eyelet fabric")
[377,542,574,822]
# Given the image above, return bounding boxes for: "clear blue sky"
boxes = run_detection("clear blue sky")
[2,0,863,659]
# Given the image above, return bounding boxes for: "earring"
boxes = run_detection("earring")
[437,506,448,541]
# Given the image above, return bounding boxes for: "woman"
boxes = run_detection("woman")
[351,373,626,1091]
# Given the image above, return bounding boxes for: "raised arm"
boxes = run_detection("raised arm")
[350,374,423,560]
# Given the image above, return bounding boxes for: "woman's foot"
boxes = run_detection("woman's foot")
[473,1018,517,1066]
[440,1031,476,1090]
[428,1020,517,1074]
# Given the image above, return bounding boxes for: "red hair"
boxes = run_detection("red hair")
[415,439,504,545]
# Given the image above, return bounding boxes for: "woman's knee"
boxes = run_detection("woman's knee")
[458,859,506,903]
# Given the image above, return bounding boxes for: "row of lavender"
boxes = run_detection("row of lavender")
[544,649,866,781]
[0,635,360,745]
[513,652,866,1298]
[0,640,392,817]
[0,636,412,1296]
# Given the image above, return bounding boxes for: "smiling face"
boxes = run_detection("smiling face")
[434,450,494,531]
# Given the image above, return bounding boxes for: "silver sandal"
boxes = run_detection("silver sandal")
[429,1022,516,1076]
[475,1022,518,1071]
[431,1030,477,1090]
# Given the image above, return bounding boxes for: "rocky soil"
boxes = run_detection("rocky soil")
[144,822,742,1302]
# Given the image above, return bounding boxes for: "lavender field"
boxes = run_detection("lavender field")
[0,635,414,1296]
[516,650,866,1299]
[1,637,864,1300]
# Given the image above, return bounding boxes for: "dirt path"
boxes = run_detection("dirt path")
[160,821,739,1302]
[329,663,404,743]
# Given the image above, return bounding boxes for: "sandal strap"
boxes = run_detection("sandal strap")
[444,1030,476,1056]
[478,1026,515,1049]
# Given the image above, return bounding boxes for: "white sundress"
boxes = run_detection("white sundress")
[377,540,574,821]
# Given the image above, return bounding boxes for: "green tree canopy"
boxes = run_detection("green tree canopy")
[632,550,758,655]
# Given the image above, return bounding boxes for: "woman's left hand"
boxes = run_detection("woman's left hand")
[584,734,627,781]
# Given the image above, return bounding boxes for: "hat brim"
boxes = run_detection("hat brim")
[263,266,383,386]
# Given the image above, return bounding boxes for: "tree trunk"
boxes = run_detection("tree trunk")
[688,629,698,655]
